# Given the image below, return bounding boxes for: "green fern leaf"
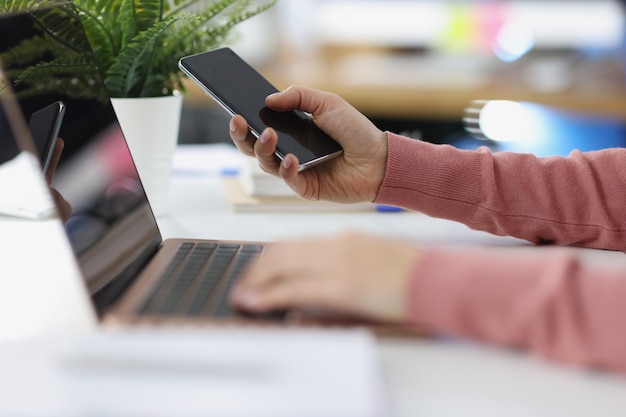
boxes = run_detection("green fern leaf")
[105,13,200,97]
[1,0,277,98]
[13,57,107,102]
[133,0,164,31]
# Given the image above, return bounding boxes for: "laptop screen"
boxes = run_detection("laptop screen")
[0,63,57,220]
[0,5,162,311]
[0,66,34,163]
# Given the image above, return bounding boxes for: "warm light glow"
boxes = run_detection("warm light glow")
[479,100,532,142]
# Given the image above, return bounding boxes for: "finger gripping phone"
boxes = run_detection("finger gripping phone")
[178,47,343,171]
[28,101,65,174]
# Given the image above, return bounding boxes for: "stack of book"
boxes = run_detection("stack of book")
[222,156,374,212]
[238,156,294,197]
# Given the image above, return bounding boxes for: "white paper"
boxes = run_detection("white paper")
[0,326,391,417]
[171,143,245,178]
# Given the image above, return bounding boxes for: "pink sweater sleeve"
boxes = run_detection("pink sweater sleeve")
[374,133,626,372]
[376,133,626,250]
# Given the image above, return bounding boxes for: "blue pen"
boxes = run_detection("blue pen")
[376,205,404,212]
[220,167,241,177]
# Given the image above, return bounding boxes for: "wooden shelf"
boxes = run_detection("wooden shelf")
[182,51,626,122]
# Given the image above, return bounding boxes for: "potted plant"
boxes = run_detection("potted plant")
[1,0,276,216]
[1,0,276,98]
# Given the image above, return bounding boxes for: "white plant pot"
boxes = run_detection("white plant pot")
[111,93,182,217]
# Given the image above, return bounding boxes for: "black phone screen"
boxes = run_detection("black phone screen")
[28,101,65,172]
[179,47,343,170]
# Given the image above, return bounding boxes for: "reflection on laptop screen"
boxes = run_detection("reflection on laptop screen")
[0,63,59,220]
[0,70,27,165]
[0,5,162,310]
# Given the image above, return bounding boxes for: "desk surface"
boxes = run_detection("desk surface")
[159,144,626,417]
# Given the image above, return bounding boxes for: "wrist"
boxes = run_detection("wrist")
[369,131,389,202]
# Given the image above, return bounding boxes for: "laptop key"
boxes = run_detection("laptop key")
[186,243,240,316]
[139,242,194,315]
[138,242,275,320]
[215,244,263,317]
[158,243,217,314]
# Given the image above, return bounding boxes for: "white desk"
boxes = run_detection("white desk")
[158,143,626,417]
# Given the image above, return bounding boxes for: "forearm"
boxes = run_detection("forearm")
[408,246,626,373]
[375,133,626,251]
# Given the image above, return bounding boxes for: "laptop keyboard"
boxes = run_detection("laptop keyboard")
[139,242,270,319]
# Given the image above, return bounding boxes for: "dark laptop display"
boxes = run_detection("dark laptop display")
[0,5,272,322]
[0,6,161,310]
[0,67,32,163]
[0,62,58,221]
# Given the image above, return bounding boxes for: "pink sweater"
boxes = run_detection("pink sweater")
[374,132,626,372]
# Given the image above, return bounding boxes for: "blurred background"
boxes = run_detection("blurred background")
[179,0,626,156]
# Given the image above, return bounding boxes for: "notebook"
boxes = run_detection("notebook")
[0,4,283,325]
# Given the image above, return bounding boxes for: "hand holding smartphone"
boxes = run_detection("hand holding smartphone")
[28,101,65,174]
[178,47,343,171]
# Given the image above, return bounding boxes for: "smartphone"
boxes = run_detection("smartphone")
[178,47,343,171]
[28,100,65,174]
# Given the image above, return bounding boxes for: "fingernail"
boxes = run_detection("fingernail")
[259,129,270,144]
[266,92,281,100]
[283,157,292,169]
[229,119,237,133]
[235,290,260,308]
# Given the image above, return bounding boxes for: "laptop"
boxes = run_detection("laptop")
[0,4,286,326]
